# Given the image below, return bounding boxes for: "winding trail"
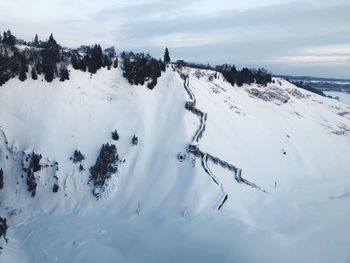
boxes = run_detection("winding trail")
[175,66,267,209]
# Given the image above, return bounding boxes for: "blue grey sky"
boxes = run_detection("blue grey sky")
[1,0,349,78]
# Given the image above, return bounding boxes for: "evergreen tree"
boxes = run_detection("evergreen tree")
[2,29,16,46]
[47,33,59,62]
[105,47,116,59]
[164,47,170,64]
[19,67,27,81]
[236,72,244,87]
[41,33,60,82]
[44,67,54,82]
[34,34,39,47]
[59,65,69,81]
[111,130,119,140]
[31,67,38,80]
[241,68,254,85]
[113,57,118,68]
[18,55,27,81]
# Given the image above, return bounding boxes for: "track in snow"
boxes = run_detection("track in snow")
[174,66,267,210]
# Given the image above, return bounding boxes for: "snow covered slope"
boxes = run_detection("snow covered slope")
[1,65,350,262]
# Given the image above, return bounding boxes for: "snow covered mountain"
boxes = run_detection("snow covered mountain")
[1,63,350,262]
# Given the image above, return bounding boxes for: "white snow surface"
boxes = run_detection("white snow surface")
[1,66,350,262]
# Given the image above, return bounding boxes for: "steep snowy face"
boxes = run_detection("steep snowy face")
[1,66,350,262]
[0,66,221,215]
[184,67,350,192]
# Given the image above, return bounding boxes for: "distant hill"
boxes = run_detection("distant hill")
[277,75,350,92]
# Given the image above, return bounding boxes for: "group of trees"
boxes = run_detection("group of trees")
[23,152,42,197]
[0,29,16,47]
[288,79,326,97]
[71,44,114,73]
[0,30,169,89]
[70,150,85,163]
[176,60,272,87]
[89,143,119,198]
[0,31,70,84]
[0,216,8,247]
[41,33,61,82]
[0,30,119,86]
[217,64,272,87]
[121,51,166,89]
[112,130,119,141]
[1,30,274,90]
[0,30,28,85]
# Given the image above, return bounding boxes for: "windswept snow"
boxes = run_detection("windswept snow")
[1,66,350,262]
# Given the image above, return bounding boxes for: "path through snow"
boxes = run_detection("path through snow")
[175,66,267,210]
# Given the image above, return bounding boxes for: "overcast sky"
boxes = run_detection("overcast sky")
[1,0,349,78]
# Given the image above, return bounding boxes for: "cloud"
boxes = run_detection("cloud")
[273,55,350,63]
[0,0,349,78]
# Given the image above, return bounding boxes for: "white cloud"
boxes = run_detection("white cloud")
[0,0,350,77]
[303,44,350,55]
[274,55,350,63]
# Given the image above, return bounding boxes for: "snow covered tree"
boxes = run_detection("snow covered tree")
[164,47,170,64]
[89,143,119,198]
[104,47,116,59]
[25,152,42,197]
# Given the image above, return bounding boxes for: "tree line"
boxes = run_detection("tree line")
[217,64,272,87]
[0,30,118,85]
[287,79,326,97]
[121,51,166,89]
[176,61,272,86]
[1,29,273,89]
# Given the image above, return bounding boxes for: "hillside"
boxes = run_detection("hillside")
[1,64,350,262]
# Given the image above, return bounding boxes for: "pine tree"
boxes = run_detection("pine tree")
[34,34,39,47]
[113,57,118,68]
[47,33,59,62]
[59,65,69,81]
[19,67,27,81]
[41,33,60,82]
[164,47,170,64]
[31,67,38,80]
[3,29,16,46]
[44,67,54,82]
